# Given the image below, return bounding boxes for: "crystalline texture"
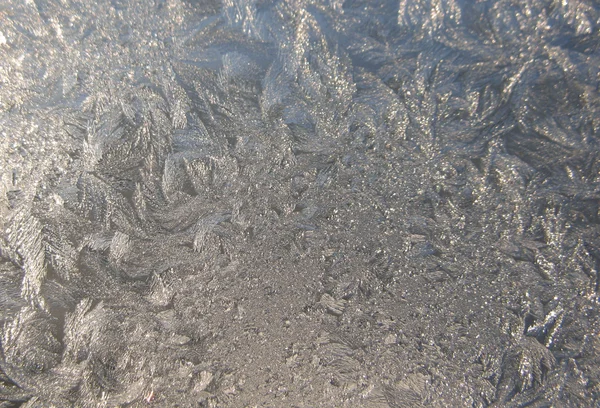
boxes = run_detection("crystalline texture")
[1,0,600,406]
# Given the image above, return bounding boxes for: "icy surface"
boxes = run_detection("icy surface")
[1,0,600,406]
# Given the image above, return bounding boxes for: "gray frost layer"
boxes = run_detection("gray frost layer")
[1,0,600,406]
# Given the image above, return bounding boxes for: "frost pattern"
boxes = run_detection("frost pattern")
[1,0,600,406]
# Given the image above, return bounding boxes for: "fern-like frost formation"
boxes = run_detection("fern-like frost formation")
[1,0,600,406]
